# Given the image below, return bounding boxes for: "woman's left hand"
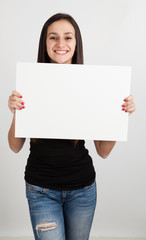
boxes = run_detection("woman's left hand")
[121,94,136,114]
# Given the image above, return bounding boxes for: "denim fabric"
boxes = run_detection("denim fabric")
[25,180,97,240]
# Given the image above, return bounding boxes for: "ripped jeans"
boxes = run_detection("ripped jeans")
[25,180,97,240]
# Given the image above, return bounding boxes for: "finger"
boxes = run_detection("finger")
[12,90,23,98]
[8,94,25,114]
[125,104,136,113]
[9,100,23,109]
[8,99,24,112]
[121,103,136,113]
[9,96,25,110]
[124,94,134,102]
[128,107,136,113]
[8,91,25,114]
[121,102,127,108]
[125,101,136,110]
[126,102,134,108]
[126,107,135,113]
[9,95,23,103]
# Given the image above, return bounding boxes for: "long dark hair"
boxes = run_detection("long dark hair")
[33,13,84,146]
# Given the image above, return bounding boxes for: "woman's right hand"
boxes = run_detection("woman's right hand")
[8,90,25,113]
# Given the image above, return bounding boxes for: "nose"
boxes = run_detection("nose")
[56,38,66,48]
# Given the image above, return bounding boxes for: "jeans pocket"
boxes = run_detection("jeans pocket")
[25,182,44,194]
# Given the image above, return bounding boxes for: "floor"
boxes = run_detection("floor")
[0,238,145,240]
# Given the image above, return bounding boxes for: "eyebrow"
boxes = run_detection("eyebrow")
[48,32,74,36]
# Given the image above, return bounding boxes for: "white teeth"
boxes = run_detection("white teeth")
[55,50,68,54]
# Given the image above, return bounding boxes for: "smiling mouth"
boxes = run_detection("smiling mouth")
[54,50,69,55]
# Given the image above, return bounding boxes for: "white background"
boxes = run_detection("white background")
[0,0,146,238]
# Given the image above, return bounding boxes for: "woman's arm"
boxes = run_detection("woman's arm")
[94,140,116,159]
[8,91,26,153]
[94,94,136,159]
[8,113,26,153]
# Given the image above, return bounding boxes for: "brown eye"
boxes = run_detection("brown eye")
[50,37,56,40]
[66,37,72,40]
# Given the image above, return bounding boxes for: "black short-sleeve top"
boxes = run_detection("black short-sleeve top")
[25,139,96,190]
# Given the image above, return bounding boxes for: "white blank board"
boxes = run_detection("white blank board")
[15,63,131,141]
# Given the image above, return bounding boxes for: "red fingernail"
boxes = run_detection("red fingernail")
[20,96,23,98]
[125,110,127,112]
[122,108,125,111]
[22,102,24,105]
[22,106,25,109]
[20,108,22,110]
[124,99,126,101]
[122,104,125,107]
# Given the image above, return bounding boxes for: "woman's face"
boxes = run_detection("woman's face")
[46,19,76,64]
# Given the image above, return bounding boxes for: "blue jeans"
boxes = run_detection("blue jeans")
[25,180,97,240]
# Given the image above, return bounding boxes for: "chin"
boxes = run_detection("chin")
[50,57,72,64]
[57,60,70,64]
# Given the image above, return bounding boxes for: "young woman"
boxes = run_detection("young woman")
[8,13,136,240]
